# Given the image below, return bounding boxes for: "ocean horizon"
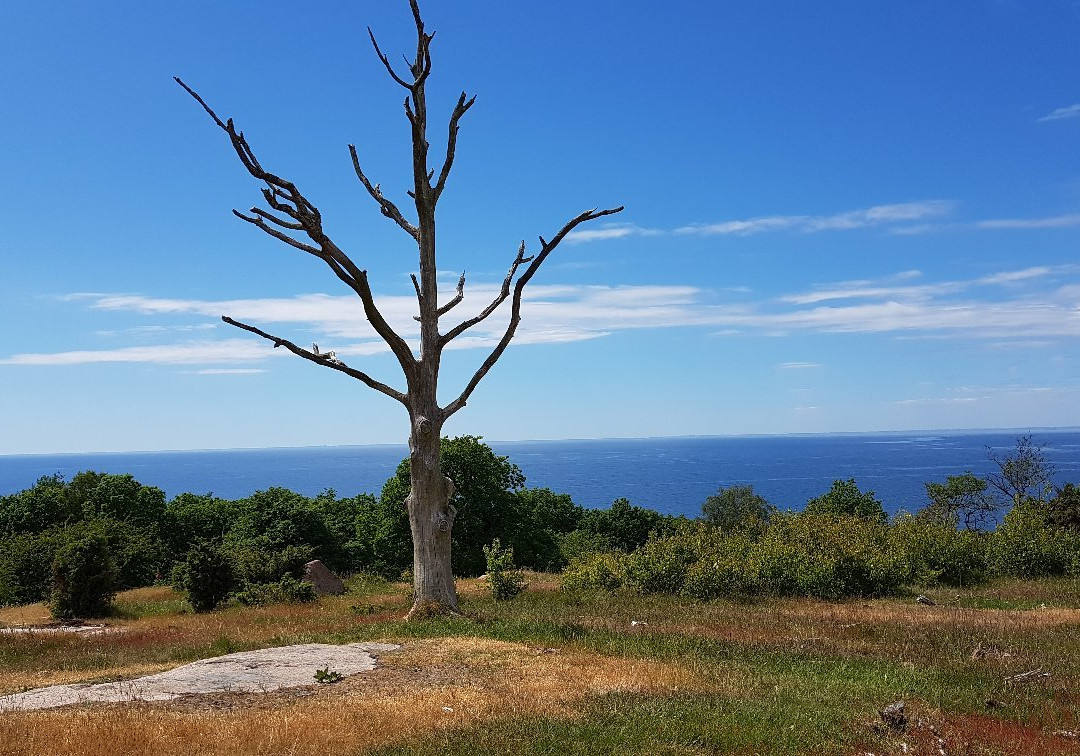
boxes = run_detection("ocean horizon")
[3,428,1078,519]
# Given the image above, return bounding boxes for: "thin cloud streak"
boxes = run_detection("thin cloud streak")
[6,265,1078,368]
[974,213,1080,230]
[1038,103,1080,122]
[673,201,955,236]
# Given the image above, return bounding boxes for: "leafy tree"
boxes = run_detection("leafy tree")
[0,474,80,536]
[49,534,118,619]
[1046,483,1080,532]
[162,492,242,562]
[69,472,167,529]
[380,436,527,576]
[804,479,887,523]
[922,472,998,531]
[986,435,1055,508]
[511,488,584,571]
[701,484,775,534]
[174,540,235,612]
[176,0,620,617]
[579,498,671,553]
[227,488,333,557]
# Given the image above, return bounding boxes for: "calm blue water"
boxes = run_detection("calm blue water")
[1,431,1078,519]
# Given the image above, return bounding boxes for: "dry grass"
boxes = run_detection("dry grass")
[0,637,715,756]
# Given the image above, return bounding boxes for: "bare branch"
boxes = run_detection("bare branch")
[232,210,322,255]
[367,27,413,89]
[440,242,530,345]
[433,92,476,202]
[248,207,304,231]
[348,144,420,240]
[221,316,407,405]
[177,78,417,371]
[437,271,466,316]
[442,205,624,417]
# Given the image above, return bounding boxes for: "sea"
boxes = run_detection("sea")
[1,430,1078,519]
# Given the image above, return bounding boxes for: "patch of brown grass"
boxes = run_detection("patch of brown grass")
[0,637,717,756]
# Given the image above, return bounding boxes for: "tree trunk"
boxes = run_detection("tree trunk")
[404,411,459,618]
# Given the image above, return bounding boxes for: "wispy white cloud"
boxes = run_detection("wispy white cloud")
[565,223,662,244]
[1038,103,1080,122]
[2,339,274,366]
[193,368,266,375]
[779,362,821,369]
[674,201,955,236]
[7,264,1079,369]
[974,213,1080,230]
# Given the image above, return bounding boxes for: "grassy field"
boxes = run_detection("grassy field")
[1,575,1079,755]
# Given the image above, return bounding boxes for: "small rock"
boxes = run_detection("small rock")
[880,700,906,731]
[630,620,647,627]
[303,560,346,596]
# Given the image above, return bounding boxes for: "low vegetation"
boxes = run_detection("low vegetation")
[1,574,1079,754]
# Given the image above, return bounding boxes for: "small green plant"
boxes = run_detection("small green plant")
[314,666,344,684]
[483,538,526,601]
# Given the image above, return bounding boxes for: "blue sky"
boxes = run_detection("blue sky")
[1,1,1078,454]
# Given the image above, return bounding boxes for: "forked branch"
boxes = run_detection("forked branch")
[176,77,417,370]
[222,316,407,404]
[442,205,624,417]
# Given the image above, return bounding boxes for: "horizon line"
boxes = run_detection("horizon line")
[2,425,1078,459]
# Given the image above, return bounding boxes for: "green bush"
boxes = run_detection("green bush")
[558,529,615,565]
[233,575,316,606]
[174,540,235,612]
[561,551,627,592]
[755,513,903,598]
[0,531,61,605]
[619,530,700,594]
[701,484,775,535]
[889,513,987,587]
[483,538,526,601]
[49,534,118,619]
[681,534,758,600]
[804,479,887,523]
[561,513,904,601]
[987,504,1077,579]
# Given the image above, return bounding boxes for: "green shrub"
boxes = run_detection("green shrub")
[229,543,313,586]
[558,529,615,565]
[483,538,527,601]
[561,551,627,592]
[988,504,1077,579]
[759,513,902,598]
[233,575,316,606]
[49,534,118,619]
[0,531,61,605]
[804,479,887,523]
[681,534,758,600]
[174,540,235,612]
[578,498,672,553]
[620,530,699,594]
[889,513,987,587]
[701,484,775,535]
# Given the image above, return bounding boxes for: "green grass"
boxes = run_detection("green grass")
[2,576,1078,754]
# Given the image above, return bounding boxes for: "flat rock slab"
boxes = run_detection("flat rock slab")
[0,624,117,636]
[0,642,399,712]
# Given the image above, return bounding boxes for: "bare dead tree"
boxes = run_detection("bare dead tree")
[176,0,622,617]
